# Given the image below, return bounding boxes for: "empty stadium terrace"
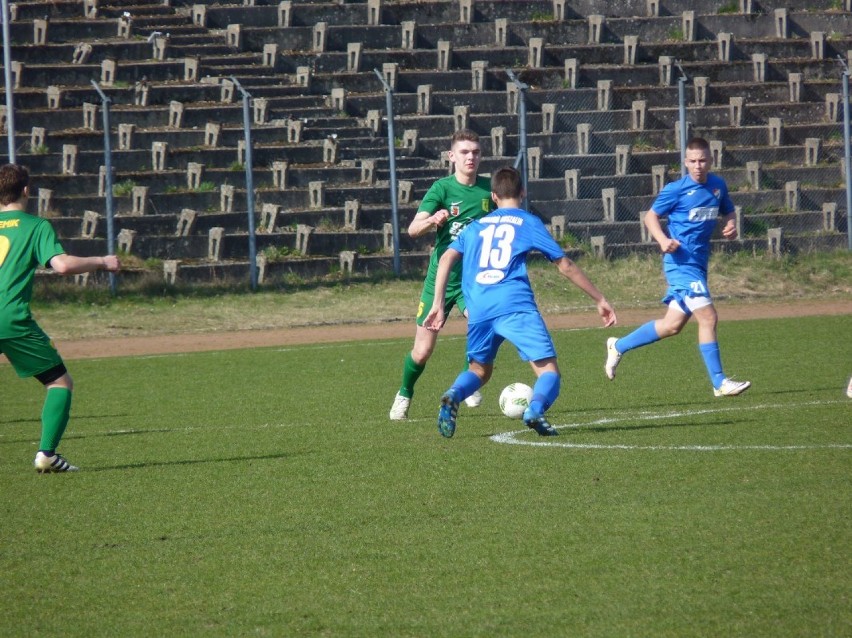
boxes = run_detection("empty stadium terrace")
[2,0,850,285]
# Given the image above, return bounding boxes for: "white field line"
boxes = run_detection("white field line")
[490,400,852,451]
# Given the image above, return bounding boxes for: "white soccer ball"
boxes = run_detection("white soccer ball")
[499,383,533,419]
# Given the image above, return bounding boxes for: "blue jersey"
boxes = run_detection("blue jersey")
[449,207,564,323]
[649,173,734,272]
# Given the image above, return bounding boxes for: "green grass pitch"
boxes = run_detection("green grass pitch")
[1,315,850,637]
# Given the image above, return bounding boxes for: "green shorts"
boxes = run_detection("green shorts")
[415,277,467,327]
[0,322,64,379]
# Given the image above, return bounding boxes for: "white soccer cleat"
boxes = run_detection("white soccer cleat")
[464,390,483,408]
[389,392,411,420]
[34,451,79,473]
[713,378,751,397]
[604,337,622,380]
[846,376,852,399]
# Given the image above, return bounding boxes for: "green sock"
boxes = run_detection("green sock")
[399,353,426,399]
[39,387,72,453]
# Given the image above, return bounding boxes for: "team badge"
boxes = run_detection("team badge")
[450,202,461,216]
[481,198,490,212]
[713,189,721,200]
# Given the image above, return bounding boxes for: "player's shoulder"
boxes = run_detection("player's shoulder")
[424,174,459,196]
[426,175,452,191]
[705,173,728,189]
[0,210,45,229]
[662,174,692,192]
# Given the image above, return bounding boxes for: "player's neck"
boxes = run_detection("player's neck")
[494,197,522,209]
[0,201,26,213]
[453,172,477,186]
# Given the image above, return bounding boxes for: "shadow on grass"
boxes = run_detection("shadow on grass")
[88,451,308,472]
[481,417,750,439]
[0,417,40,427]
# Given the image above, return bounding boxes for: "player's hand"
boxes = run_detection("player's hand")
[429,209,450,228]
[423,307,446,332]
[721,220,738,240]
[597,299,617,328]
[658,237,680,254]
[102,255,120,271]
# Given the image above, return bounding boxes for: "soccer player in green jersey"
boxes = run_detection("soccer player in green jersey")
[0,164,120,472]
[389,129,495,420]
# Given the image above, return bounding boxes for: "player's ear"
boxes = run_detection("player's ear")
[491,192,498,204]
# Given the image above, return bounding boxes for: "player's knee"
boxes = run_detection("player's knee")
[36,364,70,388]
[473,365,492,385]
[411,345,433,365]
[657,321,682,338]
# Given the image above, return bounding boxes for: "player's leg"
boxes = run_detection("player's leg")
[1,330,79,472]
[444,360,490,404]
[522,358,560,436]
[497,312,560,436]
[390,285,445,419]
[605,302,689,380]
[692,303,750,397]
[37,371,76,470]
[455,293,483,409]
[438,361,491,437]
[437,322,499,438]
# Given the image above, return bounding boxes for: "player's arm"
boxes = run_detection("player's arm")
[644,209,680,254]
[49,253,120,275]
[554,256,617,327]
[408,209,450,238]
[423,248,461,332]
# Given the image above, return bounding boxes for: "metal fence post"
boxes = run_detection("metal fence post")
[231,77,258,290]
[2,0,16,162]
[373,68,401,276]
[506,70,529,210]
[840,58,852,251]
[676,60,688,177]
[90,81,117,295]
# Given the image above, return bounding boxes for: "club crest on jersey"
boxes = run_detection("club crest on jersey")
[481,198,490,212]
[712,189,721,199]
[450,202,461,217]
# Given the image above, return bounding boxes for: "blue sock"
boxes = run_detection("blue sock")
[528,371,560,416]
[699,342,726,389]
[616,320,660,353]
[448,370,481,402]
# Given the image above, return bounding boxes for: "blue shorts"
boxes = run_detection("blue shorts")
[662,264,712,316]
[467,311,556,365]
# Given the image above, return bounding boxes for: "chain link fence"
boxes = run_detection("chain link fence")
[505,63,852,259]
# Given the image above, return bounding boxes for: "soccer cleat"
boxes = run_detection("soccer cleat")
[389,392,411,420]
[847,376,852,399]
[34,451,79,473]
[713,378,751,397]
[604,337,622,380]
[464,390,483,408]
[437,391,460,438]
[522,407,559,437]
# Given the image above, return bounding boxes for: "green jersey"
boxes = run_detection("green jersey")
[419,175,494,285]
[0,210,64,338]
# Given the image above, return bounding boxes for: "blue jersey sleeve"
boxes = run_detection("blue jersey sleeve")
[530,217,565,261]
[650,181,679,217]
[712,177,735,216]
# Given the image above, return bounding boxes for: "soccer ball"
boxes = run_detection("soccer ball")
[499,383,533,419]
